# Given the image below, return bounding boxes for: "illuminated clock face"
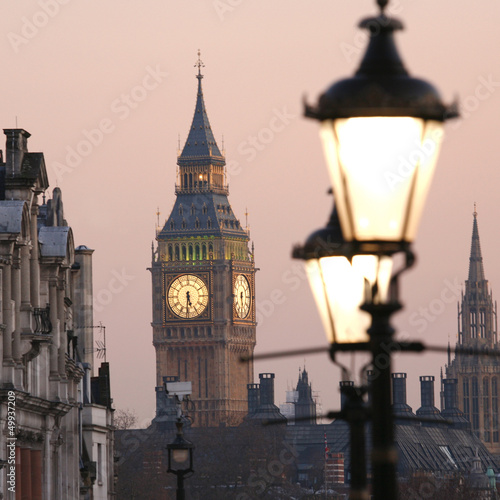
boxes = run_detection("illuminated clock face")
[234,274,251,319]
[168,274,209,319]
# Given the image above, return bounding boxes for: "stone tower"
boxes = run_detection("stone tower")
[150,56,256,427]
[446,208,500,453]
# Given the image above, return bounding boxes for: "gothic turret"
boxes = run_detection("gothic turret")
[445,207,500,451]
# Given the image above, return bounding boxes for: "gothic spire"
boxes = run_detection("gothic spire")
[468,204,486,283]
[178,51,223,164]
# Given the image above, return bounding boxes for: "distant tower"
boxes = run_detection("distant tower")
[150,54,256,427]
[294,367,317,425]
[446,207,500,453]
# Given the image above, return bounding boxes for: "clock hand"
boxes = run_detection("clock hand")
[186,291,192,307]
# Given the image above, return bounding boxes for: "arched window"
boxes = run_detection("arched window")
[195,218,200,229]
[189,173,193,188]
[183,173,188,189]
[181,219,186,229]
[470,310,477,338]
[168,245,173,261]
[202,204,208,215]
[182,245,187,261]
[188,245,193,261]
[195,244,200,260]
[179,205,183,216]
[191,204,196,215]
[174,245,180,260]
[170,220,175,230]
[202,244,207,260]
[207,218,212,229]
[480,309,486,338]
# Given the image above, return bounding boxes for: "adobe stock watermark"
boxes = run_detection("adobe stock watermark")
[51,64,167,182]
[236,440,299,499]
[7,0,72,53]
[255,262,307,327]
[93,269,135,313]
[408,277,462,334]
[384,128,443,191]
[225,106,296,182]
[213,0,245,21]
[449,75,500,130]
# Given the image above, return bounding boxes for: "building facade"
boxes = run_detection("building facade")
[150,59,256,427]
[446,209,500,455]
[0,129,114,499]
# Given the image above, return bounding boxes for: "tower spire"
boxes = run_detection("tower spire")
[178,51,223,164]
[468,204,486,283]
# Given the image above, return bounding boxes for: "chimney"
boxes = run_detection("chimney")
[247,383,260,414]
[420,376,435,407]
[4,129,30,177]
[340,381,354,411]
[441,378,470,430]
[442,378,458,411]
[392,373,408,405]
[416,375,443,423]
[259,373,275,405]
[391,373,415,422]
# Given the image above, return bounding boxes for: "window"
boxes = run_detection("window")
[480,309,486,338]
[170,220,175,230]
[470,310,477,338]
[191,204,196,215]
[202,204,208,215]
[493,377,499,442]
[484,377,491,442]
[472,377,480,437]
[195,218,200,229]
[181,219,186,229]
[207,217,212,229]
[179,205,184,216]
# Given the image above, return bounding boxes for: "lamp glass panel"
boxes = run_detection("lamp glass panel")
[320,117,443,242]
[306,257,371,344]
[172,448,190,464]
[352,254,393,304]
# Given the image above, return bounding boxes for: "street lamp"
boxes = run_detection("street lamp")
[167,419,194,500]
[299,0,457,498]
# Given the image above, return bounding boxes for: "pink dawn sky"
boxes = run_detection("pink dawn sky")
[1,0,499,424]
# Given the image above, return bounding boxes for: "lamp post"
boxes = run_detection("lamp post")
[297,0,457,498]
[167,419,194,500]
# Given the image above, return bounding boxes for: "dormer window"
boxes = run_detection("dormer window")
[179,205,184,216]
[191,204,196,215]
[195,218,200,229]
[170,220,175,230]
[207,218,212,229]
[182,219,186,229]
[202,204,208,215]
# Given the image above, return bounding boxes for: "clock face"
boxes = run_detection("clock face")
[168,274,209,319]
[234,274,251,319]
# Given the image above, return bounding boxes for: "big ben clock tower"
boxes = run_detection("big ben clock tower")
[151,54,256,427]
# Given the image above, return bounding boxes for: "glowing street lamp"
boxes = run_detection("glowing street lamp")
[167,420,194,500]
[298,1,457,498]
